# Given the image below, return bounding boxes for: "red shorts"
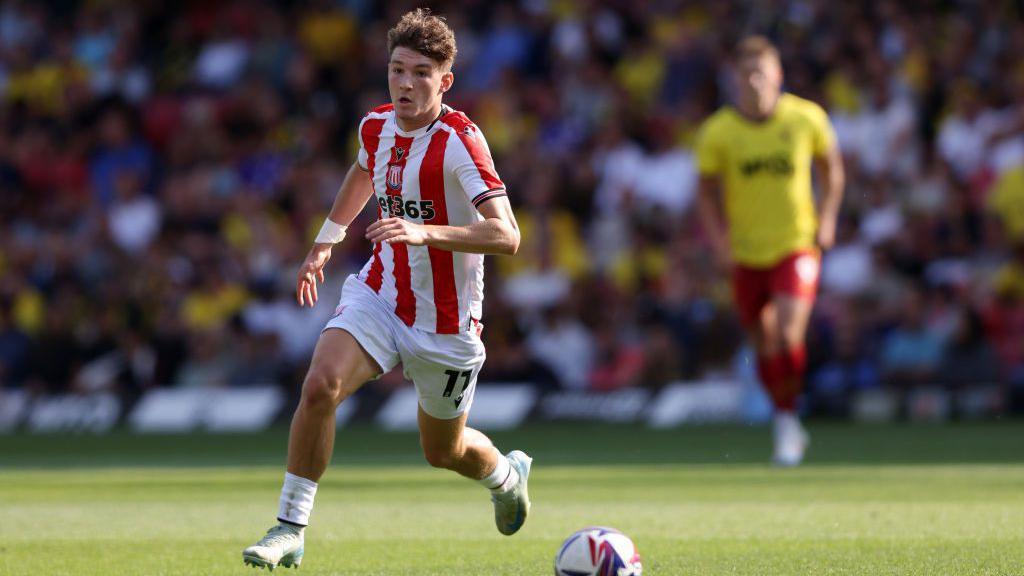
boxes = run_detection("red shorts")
[731,250,820,327]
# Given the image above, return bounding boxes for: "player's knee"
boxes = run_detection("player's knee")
[301,367,348,410]
[422,445,461,470]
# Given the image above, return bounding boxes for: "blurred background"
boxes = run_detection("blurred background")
[1,0,1023,434]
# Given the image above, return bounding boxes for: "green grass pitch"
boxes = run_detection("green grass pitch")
[1,422,1023,575]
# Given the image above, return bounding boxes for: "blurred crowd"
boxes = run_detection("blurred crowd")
[1,0,1023,414]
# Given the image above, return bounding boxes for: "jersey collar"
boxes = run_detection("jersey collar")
[393,105,450,138]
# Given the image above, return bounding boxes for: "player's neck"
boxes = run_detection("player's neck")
[737,93,781,122]
[395,103,445,133]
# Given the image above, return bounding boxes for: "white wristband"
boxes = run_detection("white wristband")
[315,218,347,244]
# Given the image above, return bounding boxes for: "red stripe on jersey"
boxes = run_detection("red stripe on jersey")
[389,135,416,327]
[390,242,414,325]
[442,113,504,190]
[362,117,386,173]
[365,210,385,291]
[419,129,460,334]
[362,117,386,292]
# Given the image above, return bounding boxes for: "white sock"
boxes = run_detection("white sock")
[277,472,318,527]
[479,450,518,493]
[774,411,800,432]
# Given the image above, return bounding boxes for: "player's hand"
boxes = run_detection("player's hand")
[816,217,837,251]
[296,243,332,307]
[365,217,429,246]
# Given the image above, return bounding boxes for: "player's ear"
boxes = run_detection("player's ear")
[440,68,454,94]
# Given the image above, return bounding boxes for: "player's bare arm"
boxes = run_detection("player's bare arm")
[813,144,845,251]
[365,195,520,255]
[297,162,374,307]
[696,175,731,269]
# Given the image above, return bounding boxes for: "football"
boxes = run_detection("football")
[554,526,643,576]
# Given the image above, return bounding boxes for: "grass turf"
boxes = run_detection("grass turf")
[1,422,1022,575]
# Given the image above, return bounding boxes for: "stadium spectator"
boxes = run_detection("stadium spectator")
[938,308,1000,388]
[880,288,946,388]
[0,301,29,386]
[0,1,1020,419]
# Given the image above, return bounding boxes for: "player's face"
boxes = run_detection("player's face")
[388,47,453,127]
[737,54,783,110]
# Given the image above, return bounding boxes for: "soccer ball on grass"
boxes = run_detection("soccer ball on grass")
[553,526,642,576]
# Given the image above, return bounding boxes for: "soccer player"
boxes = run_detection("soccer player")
[695,36,845,466]
[242,9,531,570]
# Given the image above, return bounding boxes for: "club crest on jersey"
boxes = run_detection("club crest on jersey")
[386,164,404,190]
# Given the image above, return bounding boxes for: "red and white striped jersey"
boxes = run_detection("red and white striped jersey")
[355,103,506,335]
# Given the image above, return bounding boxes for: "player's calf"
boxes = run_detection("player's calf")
[422,445,462,470]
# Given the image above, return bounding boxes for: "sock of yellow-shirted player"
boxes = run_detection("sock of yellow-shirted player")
[277,472,317,528]
[478,449,518,493]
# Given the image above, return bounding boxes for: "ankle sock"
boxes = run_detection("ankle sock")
[479,450,518,493]
[277,472,318,527]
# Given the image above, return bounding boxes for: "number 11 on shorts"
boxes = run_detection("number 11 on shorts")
[443,369,472,407]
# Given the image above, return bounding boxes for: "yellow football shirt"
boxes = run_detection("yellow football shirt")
[695,93,836,267]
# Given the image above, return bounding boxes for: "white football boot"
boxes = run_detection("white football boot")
[772,412,809,467]
[243,523,304,570]
[491,450,532,535]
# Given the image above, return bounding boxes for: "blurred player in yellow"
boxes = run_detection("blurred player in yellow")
[695,37,845,465]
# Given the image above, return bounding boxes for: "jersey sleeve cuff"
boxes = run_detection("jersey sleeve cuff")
[471,187,507,208]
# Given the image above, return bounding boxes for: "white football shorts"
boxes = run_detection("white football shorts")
[323,275,486,419]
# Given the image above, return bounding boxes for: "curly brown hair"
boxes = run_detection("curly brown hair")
[387,8,457,68]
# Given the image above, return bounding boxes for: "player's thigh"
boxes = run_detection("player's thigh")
[303,328,382,403]
[733,265,775,352]
[309,276,402,401]
[769,251,819,348]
